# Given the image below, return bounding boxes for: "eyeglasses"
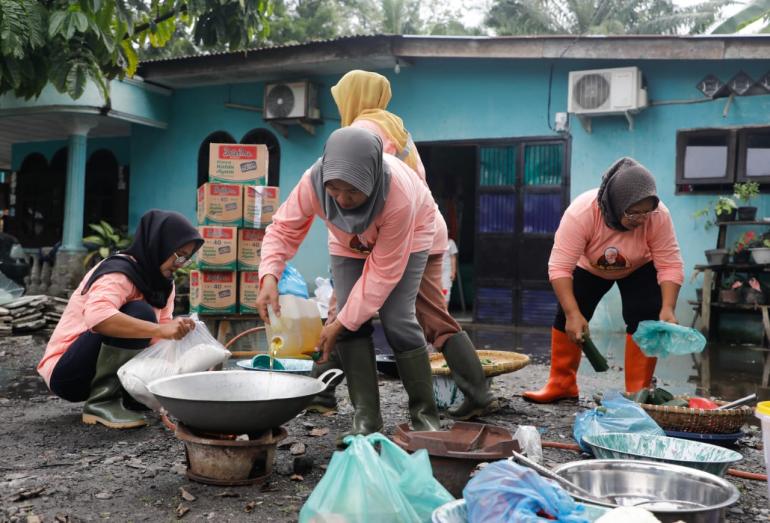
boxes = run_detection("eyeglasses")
[173,252,193,267]
[623,210,660,222]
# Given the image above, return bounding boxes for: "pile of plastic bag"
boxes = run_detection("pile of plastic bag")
[299,433,453,523]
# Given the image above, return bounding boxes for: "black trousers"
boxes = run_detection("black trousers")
[50,301,156,402]
[553,262,662,335]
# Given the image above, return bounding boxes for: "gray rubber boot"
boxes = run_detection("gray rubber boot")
[306,348,343,414]
[394,346,441,432]
[336,337,383,445]
[442,332,499,420]
[82,343,147,429]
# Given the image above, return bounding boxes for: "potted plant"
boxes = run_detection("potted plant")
[751,238,770,264]
[82,221,132,269]
[743,277,766,305]
[731,231,756,264]
[719,274,742,304]
[705,248,729,265]
[734,182,760,221]
[694,197,738,229]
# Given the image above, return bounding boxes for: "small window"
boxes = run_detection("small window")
[738,128,770,183]
[676,129,736,186]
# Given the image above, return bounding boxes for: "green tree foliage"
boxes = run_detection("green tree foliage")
[0,0,273,101]
[711,0,770,33]
[484,0,728,35]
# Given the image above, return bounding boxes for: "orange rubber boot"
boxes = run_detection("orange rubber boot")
[624,334,657,394]
[523,328,581,403]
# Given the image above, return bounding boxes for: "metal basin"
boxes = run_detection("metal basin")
[431,499,611,522]
[148,369,342,434]
[583,433,743,476]
[553,459,740,523]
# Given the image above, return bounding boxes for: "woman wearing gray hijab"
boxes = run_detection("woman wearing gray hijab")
[523,157,685,403]
[256,127,441,441]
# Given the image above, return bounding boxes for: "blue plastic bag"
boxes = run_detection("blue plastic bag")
[278,263,309,298]
[463,460,589,523]
[573,391,664,452]
[632,320,706,357]
[366,433,454,520]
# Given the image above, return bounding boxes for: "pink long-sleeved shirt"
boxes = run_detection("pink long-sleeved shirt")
[548,189,684,285]
[259,154,436,331]
[37,265,174,386]
[352,119,448,255]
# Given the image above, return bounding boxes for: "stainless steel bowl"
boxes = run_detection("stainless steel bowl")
[430,499,611,522]
[148,369,343,434]
[553,459,740,523]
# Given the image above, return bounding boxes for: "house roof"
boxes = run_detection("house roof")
[137,34,770,89]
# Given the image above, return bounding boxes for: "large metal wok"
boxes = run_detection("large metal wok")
[147,369,343,434]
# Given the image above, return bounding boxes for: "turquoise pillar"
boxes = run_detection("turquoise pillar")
[61,133,88,250]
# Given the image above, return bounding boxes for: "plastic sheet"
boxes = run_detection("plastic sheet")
[0,271,24,305]
[463,460,589,523]
[632,320,706,358]
[573,391,664,452]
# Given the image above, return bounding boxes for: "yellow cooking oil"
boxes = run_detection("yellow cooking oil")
[266,296,322,360]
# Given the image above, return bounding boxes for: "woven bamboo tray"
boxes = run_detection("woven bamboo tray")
[429,350,530,378]
[641,399,754,434]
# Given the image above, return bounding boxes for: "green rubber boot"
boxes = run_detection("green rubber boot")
[306,348,343,414]
[336,337,383,446]
[394,346,441,432]
[443,332,499,420]
[82,343,147,429]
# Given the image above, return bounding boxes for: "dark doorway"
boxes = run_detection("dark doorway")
[419,138,570,326]
[420,145,477,313]
[84,149,129,233]
[241,128,281,186]
[10,151,66,247]
[197,131,236,187]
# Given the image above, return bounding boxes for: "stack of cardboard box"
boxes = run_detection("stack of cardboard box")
[190,143,280,315]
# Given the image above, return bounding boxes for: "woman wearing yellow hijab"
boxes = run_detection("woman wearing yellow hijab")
[307,70,498,421]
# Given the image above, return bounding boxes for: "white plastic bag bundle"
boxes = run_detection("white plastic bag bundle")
[118,319,230,410]
[514,425,543,464]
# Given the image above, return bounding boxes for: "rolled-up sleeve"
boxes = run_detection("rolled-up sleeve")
[82,274,135,330]
[259,172,317,282]
[548,208,590,281]
[336,200,417,331]
[648,207,685,285]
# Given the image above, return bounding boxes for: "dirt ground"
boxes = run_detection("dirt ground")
[1,333,769,522]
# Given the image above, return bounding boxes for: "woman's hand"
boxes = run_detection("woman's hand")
[659,306,678,324]
[316,320,344,363]
[256,275,280,324]
[565,312,589,345]
[156,318,195,340]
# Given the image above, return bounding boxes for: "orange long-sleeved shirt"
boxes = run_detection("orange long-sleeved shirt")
[548,189,684,285]
[259,154,436,331]
[37,266,174,387]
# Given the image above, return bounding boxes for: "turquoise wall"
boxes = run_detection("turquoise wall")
[13,56,770,328]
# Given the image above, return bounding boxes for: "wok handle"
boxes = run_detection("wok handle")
[317,368,344,388]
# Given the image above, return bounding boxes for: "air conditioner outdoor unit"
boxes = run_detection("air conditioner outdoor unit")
[568,67,647,116]
[263,81,321,121]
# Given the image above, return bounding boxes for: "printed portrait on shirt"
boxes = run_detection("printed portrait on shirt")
[595,246,629,270]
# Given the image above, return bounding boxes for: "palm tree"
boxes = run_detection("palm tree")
[711,0,770,33]
[485,0,729,35]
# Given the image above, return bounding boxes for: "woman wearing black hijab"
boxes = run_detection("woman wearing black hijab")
[37,210,203,429]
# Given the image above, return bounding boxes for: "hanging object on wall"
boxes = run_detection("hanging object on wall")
[567,67,647,133]
[263,81,322,137]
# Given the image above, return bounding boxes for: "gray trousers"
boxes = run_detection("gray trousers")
[331,251,429,353]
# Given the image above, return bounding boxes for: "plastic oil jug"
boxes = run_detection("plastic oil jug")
[266,294,323,360]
